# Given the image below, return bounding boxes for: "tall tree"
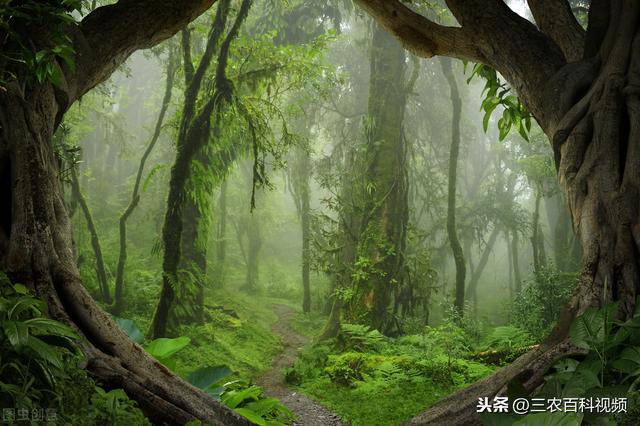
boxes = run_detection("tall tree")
[0,0,248,423]
[150,0,252,338]
[440,57,466,317]
[356,0,640,423]
[359,23,409,333]
[69,164,111,304]
[113,48,178,314]
[290,143,313,313]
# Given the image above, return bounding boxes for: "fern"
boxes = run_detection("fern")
[339,323,386,352]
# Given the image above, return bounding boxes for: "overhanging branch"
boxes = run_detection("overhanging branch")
[355,0,567,133]
[72,0,217,102]
[353,0,487,63]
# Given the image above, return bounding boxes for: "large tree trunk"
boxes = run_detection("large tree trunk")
[441,57,466,317]
[407,2,640,424]
[363,23,409,333]
[151,0,249,338]
[0,83,248,425]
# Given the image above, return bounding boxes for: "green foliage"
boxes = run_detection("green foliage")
[510,265,577,340]
[222,381,295,425]
[186,365,233,398]
[484,300,640,425]
[144,336,191,370]
[466,63,532,141]
[0,0,82,88]
[288,318,494,425]
[0,280,79,409]
[338,323,386,352]
[113,316,145,344]
[0,274,148,425]
[480,326,535,352]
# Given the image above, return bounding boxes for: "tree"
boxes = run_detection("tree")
[113,47,178,315]
[440,57,466,317]
[150,0,252,338]
[0,1,248,423]
[355,0,640,424]
[347,22,410,334]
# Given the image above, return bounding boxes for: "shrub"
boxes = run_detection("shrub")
[510,264,577,339]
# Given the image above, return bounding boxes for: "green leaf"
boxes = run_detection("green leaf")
[5,320,29,346]
[222,385,262,409]
[234,407,267,426]
[13,284,29,295]
[611,346,640,374]
[25,336,65,370]
[569,303,619,349]
[144,336,191,359]
[186,366,233,391]
[113,317,145,344]
[24,317,77,339]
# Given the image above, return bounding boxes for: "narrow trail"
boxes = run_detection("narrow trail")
[257,304,345,426]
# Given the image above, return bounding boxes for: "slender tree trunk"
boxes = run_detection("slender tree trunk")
[214,179,227,287]
[506,229,514,297]
[69,165,111,304]
[290,144,313,313]
[441,57,466,317]
[511,227,522,293]
[466,225,501,309]
[243,211,262,292]
[113,51,177,314]
[300,168,311,313]
[531,187,547,275]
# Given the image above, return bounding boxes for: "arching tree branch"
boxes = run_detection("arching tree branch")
[354,0,567,133]
[352,0,486,63]
[71,0,217,103]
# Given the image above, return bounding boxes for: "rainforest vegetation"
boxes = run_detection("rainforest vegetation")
[1,0,640,425]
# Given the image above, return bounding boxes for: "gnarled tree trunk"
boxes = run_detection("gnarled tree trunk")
[0,83,248,426]
[0,1,252,423]
[356,0,640,424]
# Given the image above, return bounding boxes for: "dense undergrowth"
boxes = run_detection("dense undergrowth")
[285,319,503,425]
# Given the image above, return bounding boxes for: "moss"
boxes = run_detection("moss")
[172,288,285,380]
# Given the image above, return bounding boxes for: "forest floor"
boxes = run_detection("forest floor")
[257,304,345,426]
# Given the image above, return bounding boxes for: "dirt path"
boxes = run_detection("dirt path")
[256,304,345,426]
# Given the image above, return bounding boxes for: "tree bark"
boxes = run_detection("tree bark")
[151,0,250,338]
[355,1,640,424]
[441,57,466,317]
[362,23,409,334]
[0,0,258,423]
[69,164,111,304]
